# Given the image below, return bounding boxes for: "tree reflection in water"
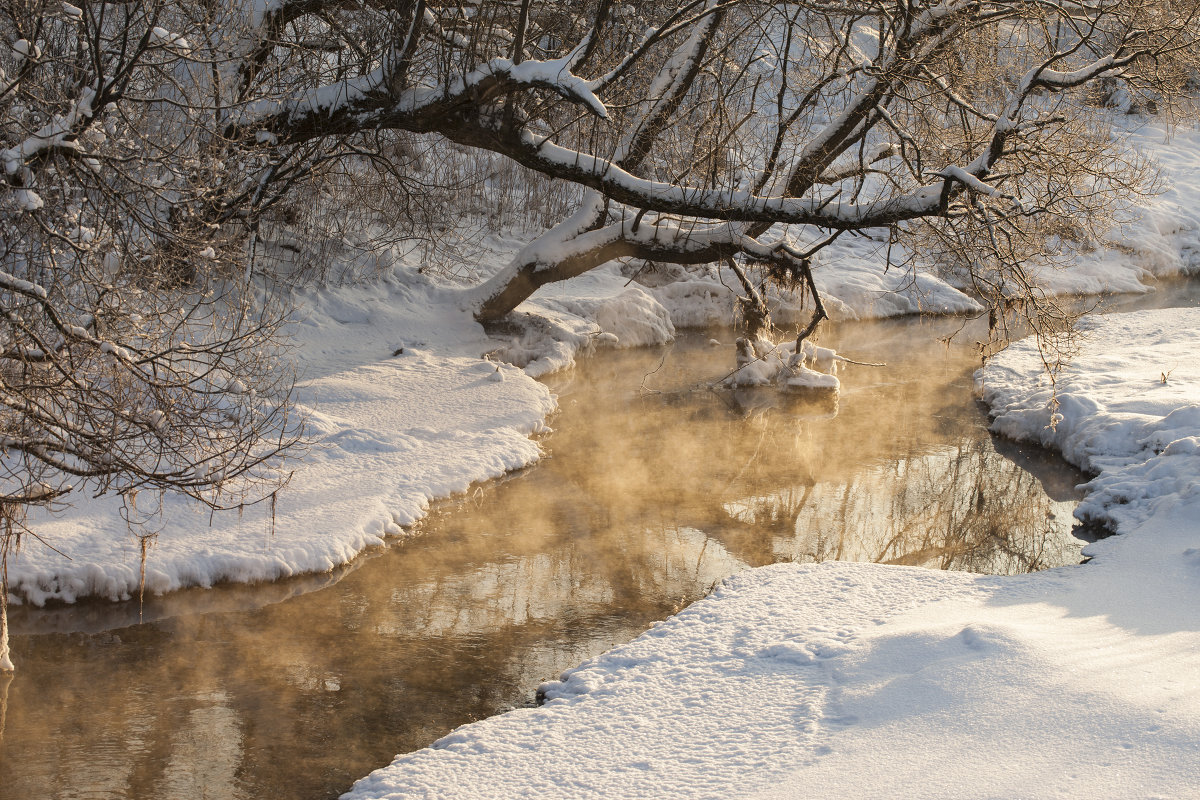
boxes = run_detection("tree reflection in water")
[538,319,1086,578]
[723,439,1078,573]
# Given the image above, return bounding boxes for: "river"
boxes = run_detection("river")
[4,284,1198,800]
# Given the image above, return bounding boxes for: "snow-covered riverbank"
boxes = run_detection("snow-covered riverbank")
[343,305,1200,800]
[3,277,556,605]
[3,219,981,605]
[8,119,1197,607]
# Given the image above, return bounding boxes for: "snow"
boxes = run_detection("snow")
[2,86,95,175]
[237,54,604,134]
[783,361,839,392]
[720,337,841,390]
[1023,120,1200,295]
[11,38,39,60]
[507,56,608,120]
[810,233,982,319]
[12,188,43,211]
[5,272,556,605]
[938,164,1005,198]
[525,267,676,350]
[0,269,49,299]
[342,305,1200,800]
[148,27,191,53]
[980,307,1200,531]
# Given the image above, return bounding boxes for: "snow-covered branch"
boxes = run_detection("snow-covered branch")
[231,52,608,145]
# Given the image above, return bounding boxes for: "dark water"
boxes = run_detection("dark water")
[6,288,1186,800]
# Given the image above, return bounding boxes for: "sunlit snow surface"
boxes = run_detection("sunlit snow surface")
[344,307,1200,800]
[4,280,557,605]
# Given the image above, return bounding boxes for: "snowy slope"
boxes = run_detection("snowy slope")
[1027,120,1200,295]
[342,307,1200,800]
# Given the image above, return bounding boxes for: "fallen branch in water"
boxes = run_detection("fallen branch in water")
[838,356,887,368]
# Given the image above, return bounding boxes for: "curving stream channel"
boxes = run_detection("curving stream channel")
[2,285,1197,800]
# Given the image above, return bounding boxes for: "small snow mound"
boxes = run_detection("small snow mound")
[12,39,40,60]
[148,26,191,52]
[724,337,787,387]
[548,286,675,349]
[955,624,1006,652]
[1181,548,1200,577]
[649,277,734,328]
[1162,436,1200,456]
[13,188,44,211]
[756,642,818,665]
[514,278,674,374]
[783,364,840,392]
[484,310,592,377]
[539,668,606,702]
[724,337,843,395]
